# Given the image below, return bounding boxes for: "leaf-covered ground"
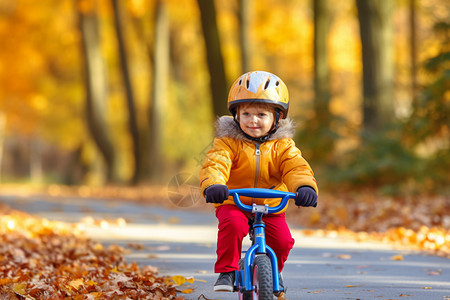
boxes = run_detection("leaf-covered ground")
[0,203,185,300]
[287,191,450,258]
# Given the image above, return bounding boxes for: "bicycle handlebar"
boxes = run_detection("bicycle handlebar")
[228,188,296,214]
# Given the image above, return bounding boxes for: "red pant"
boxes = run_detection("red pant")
[214,204,295,273]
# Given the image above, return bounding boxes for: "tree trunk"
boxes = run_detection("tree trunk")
[0,113,5,183]
[239,0,252,73]
[313,0,333,159]
[78,1,117,182]
[356,0,395,132]
[149,0,169,182]
[112,0,141,184]
[197,0,229,117]
[409,0,418,108]
[30,138,43,183]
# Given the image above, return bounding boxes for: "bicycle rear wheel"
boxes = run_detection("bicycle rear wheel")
[252,255,273,300]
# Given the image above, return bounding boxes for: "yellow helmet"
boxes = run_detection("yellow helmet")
[228,71,289,118]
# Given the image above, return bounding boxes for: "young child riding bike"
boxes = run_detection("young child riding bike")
[199,71,319,294]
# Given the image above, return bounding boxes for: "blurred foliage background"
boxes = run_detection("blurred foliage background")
[0,0,448,196]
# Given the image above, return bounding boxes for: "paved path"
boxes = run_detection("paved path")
[1,194,449,300]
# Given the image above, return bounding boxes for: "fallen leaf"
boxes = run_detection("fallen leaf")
[171,275,186,285]
[111,266,121,273]
[307,290,325,294]
[186,277,195,284]
[427,269,441,275]
[346,284,363,288]
[0,278,12,285]
[69,279,84,290]
[276,291,286,299]
[13,283,27,295]
[391,255,404,261]
[180,288,194,294]
[356,265,370,269]
[86,280,98,286]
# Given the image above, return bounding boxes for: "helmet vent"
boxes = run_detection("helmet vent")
[238,79,242,85]
[264,79,270,90]
[275,81,280,86]
[246,79,250,88]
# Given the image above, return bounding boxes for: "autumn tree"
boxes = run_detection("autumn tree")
[312,0,333,161]
[409,0,418,106]
[356,0,395,133]
[239,0,252,73]
[112,0,141,184]
[78,1,118,182]
[149,0,170,182]
[197,0,228,117]
[408,21,450,191]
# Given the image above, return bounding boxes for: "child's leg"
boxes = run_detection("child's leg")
[215,205,250,273]
[263,213,295,272]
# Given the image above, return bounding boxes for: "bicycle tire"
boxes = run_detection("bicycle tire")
[252,255,273,300]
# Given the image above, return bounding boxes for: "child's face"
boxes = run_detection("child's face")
[238,104,275,138]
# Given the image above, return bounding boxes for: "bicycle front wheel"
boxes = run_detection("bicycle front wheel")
[252,255,273,300]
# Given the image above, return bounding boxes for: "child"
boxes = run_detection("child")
[199,71,318,293]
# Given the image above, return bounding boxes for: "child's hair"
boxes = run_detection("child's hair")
[237,101,277,112]
[235,102,280,123]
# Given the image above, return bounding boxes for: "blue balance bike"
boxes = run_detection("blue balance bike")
[228,188,296,300]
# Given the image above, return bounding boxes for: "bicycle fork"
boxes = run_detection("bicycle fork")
[235,211,282,294]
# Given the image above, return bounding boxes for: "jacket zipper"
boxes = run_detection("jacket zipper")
[254,143,261,188]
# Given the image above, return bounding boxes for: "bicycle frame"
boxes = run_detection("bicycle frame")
[228,188,296,295]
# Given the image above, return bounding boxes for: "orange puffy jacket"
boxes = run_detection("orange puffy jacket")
[199,116,318,213]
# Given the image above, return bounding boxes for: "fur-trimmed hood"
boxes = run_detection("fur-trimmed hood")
[215,116,296,142]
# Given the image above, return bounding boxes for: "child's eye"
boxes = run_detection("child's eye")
[242,112,249,116]
[259,113,267,117]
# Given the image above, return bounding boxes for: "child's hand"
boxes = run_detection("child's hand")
[205,184,229,203]
[295,186,318,207]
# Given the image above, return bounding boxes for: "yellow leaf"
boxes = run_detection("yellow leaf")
[337,254,352,260]
[94,243,103,251]
[13,282,27,295]
[346,284,363,288]
[69,279,84,290]
[0,278,11,286]
[391,255,404,261]
[180,288,194,294]
[422,286,433,289]
[171,275,186,285]
[86,280,98,286]
[111,266,121,273]
[276,291,286,299]
[186,277,195,284]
